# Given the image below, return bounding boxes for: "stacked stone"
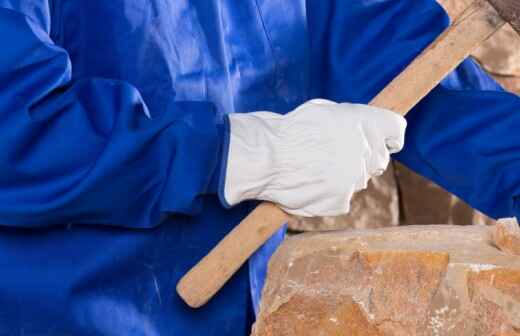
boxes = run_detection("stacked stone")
[253,222,520,335]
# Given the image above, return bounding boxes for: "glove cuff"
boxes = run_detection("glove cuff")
[221,112,283,207]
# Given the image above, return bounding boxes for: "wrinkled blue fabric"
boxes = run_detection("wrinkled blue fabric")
[396,65,520,220]
[306,0,520,220]
[0,0,519,335]
[249,225,287,315]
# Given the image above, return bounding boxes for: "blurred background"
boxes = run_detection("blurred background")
[289,0,520,233]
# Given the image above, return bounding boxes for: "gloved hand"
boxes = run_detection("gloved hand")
[222,99,406,217]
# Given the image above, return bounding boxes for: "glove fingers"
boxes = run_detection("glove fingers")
[367,139,391,177]
[293,98,337,112]
[358,120,391,177]
[373,107,407,153]
[351,104,407,153]
[273,187,352,217]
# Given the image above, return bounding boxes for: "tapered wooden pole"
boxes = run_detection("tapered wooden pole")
[177,0,506,308]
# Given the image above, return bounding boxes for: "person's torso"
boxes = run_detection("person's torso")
[0,1,310,335]
[50,0,310,115]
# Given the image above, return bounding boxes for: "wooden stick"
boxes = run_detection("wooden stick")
[176,0,505,308]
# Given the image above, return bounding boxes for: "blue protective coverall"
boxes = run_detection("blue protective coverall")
[1,0,519,335]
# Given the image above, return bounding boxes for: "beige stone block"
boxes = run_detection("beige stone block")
[394,163,495,226]
[493,218,520,256]
[493,75,520,95]
[253,225,520,336]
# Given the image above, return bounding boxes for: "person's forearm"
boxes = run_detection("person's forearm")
[0,7,225,228]
[396,60,520,220]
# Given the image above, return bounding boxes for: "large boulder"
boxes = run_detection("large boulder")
[253,225,520,335]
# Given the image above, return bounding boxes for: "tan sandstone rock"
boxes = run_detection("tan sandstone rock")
[253,225,520,336]
[493,218,520,256]
[494,75,520,95]
[394,163,495,226]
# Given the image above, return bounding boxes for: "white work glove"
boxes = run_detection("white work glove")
[222,99,406,217]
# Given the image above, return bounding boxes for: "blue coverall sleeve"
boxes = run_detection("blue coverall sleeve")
[0,6,226,228]
[396,67,520,220]
[307,0,520,221]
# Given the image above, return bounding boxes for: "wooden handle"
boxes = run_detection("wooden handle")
[176,0,505,308]
[370,0,504,114]
[177,203,289,308]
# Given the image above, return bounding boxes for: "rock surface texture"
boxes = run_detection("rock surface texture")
[493,218,520,256]
[253,225,520,336]
[394,163,495,226]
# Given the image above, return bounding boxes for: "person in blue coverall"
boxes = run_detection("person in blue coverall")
[1,0,520,335]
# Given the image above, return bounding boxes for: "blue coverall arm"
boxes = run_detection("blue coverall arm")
[0,6,226,228]
[396,67,520,220]
[307,0,520,221]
